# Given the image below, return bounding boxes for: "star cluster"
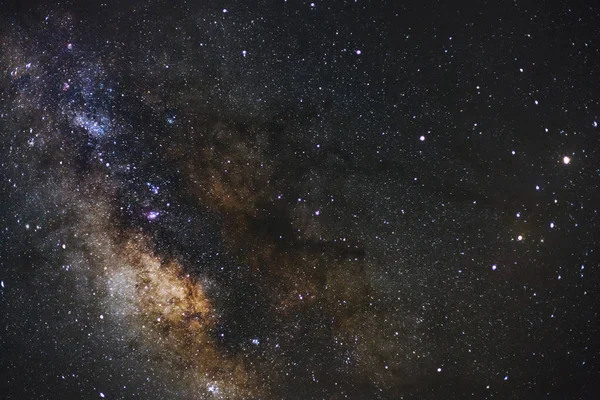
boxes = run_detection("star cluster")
[1,1,600,399]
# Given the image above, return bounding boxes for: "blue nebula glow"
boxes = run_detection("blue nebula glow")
[145,211,160,221]
[73,111,111,137]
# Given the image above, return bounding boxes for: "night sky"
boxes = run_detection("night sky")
[1,1,600,399]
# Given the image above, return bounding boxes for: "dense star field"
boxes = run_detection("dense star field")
[1,1,600,399]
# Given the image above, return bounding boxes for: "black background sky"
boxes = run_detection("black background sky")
[1,1,600,399]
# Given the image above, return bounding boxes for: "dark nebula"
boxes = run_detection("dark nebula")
[1,1,600,399]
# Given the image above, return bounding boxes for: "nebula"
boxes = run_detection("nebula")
[1,2,599,399]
